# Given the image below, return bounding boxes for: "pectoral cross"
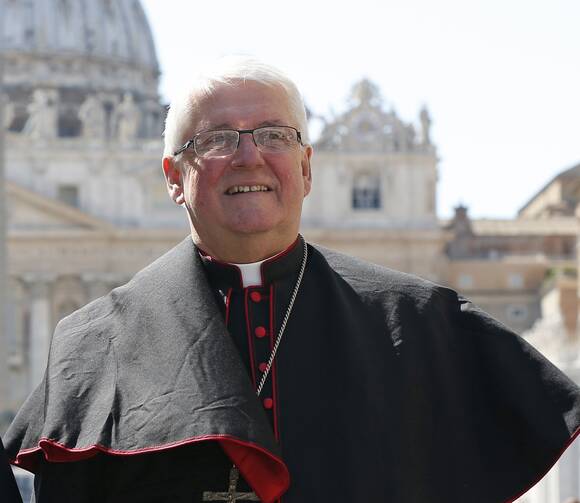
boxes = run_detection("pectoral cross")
[202,466,259,502]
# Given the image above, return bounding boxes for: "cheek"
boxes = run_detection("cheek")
[288,165,308,195]
[183,172,204,208]
[277,159,303,186]
[185,169,211,197]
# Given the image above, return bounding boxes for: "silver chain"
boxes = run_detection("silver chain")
[255,238,308,397]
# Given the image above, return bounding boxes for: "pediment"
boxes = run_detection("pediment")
[314,79,418,154]
[6,181,115,232]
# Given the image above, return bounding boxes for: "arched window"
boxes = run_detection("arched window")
[352,172,381,210]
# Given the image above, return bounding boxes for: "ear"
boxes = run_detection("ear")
[162,157,185,205]
[301,145,313,197]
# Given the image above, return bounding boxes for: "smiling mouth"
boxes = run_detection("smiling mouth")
[225,185,272,195]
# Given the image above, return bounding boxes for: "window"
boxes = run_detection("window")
[352,173,381,210]
[458,274,474,289]
[507,273,524,289]
[57,185,79,208]
[58,112,82,137]
[506,304,528,322]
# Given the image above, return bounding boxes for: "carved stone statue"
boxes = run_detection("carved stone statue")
[115,93,141,142]
[23,89,58,140]
[405,124,416,149]
[350,79,382,108]
[419,106,432,146]
[2,99,15,130]
[78,94,106,140]
[392,118,407,152]
[141,98,162,138]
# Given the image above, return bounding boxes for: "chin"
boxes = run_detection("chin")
[226,211,281,234]
[228,222,279,235]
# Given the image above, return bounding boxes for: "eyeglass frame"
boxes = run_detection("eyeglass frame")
[172,125,304,158]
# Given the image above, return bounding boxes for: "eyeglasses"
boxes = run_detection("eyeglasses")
[173,125,303,158]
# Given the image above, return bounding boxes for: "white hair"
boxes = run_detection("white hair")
[163,55,310,158]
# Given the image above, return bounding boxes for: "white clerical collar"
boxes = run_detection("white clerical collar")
[231,260,266,288]
[229,244,295,287]
[198,237,302,289]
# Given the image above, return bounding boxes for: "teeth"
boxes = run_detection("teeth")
[227,185,270,195]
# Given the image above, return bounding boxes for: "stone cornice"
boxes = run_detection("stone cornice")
[5,135,163,159]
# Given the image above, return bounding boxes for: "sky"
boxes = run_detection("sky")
[141,0,580,219]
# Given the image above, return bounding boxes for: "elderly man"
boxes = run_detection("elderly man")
[5,57,580,503]
[0,437,22,502]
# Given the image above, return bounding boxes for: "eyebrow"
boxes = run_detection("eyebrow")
[203,120,287,131]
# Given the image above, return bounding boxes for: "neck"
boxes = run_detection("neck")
[191,228,299,263]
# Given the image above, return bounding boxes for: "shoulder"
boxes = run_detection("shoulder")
[52,237,196,347]
[310,243,461,315]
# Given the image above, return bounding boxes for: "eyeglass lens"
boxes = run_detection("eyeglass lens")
[194,126,298,157]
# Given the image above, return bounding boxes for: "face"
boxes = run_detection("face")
[163,81,312,257]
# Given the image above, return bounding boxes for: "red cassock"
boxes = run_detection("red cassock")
[4,236,580,502]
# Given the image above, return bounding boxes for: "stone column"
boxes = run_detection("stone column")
[0,36,8,413]
[5,278,27,409]
[576,206,580,366]
[26,276,54,391]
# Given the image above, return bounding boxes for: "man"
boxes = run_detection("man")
[1,437,22,502]
[4,57,580,502]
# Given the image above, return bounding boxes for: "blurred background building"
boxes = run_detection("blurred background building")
[0,0,578,501]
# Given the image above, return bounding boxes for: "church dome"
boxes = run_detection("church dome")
[0,0,159,97]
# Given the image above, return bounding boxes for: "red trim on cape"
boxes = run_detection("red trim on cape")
[224,287,233,327]
[244,289,257,386]
[11,435,290,503]
[271,283,282,503]
[219,439,288,503]
[270,283,280,441]
[505,426,580,502]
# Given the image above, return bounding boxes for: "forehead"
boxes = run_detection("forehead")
[193,81,294,131]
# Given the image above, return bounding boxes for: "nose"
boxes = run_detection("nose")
[230,132,263,168]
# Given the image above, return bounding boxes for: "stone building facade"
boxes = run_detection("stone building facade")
[302,79,445,283]
[0,0,187,419]
[0,0,578,500]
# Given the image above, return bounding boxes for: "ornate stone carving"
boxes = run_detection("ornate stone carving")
[2,99,14,130]
[350,78,382,108]
[23,89,58,140]
[405,124,416,149]
[115,93,141,142]
[420,106,432,146]
[142,98,164,138]
[315,78,431,155]
[79,94,106,140]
